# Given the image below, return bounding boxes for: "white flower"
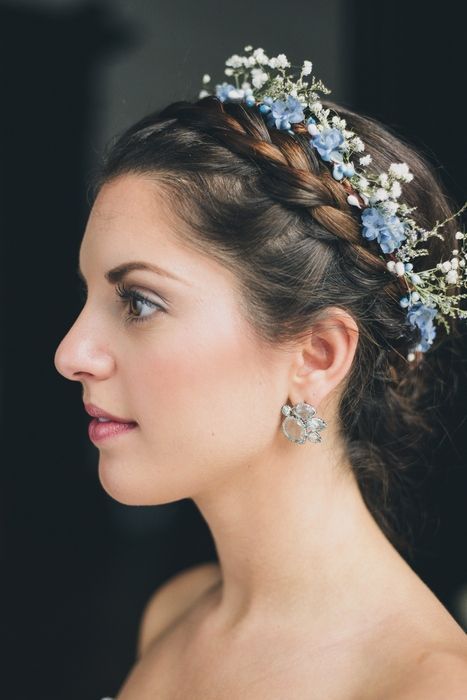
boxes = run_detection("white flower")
[455,231,464,239]
[441,260,452,272]
[389,163,412,181]
[268,57,278,69]
[275,53,290,68]
[251,68,269,89]
[352,137,365,152]
[246,56,256,67]
[395,262,405,276]
[253,48,269,64]
[386,261,396,272]
[359,154,372,166]
[241,81,251,90]
[381,200,399,216]
[378,173,389,187]
[202,74,211,84]
[310,101,322,112]
[446,270,458,284]
[460,259,466,268]
[225,54,244,68]
[244,45,253,51]
[224,67,234,76]
[374,187,389,201]
[301,60,312,75]
[407,352,416,362]
[198,89,209,98]
[451,258,459,269]
[357,176,370,189]
[452,249,459,256]
[390,181,402,199]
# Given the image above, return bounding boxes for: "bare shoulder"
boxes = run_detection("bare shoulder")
[136,561,221,658]
[386,645,467,699]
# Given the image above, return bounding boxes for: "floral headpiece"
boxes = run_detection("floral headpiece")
[198,45,467,362]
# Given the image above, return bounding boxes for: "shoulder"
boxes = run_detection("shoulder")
[136,561,221,658]
[386,646,467,699]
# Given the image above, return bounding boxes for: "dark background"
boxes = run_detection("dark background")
[0,1,466,698]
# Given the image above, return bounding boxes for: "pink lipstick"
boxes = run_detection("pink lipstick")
[84,403,138,443]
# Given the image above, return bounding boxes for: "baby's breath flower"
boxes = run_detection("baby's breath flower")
[251,68,269,89]
[381,200,399,216]
[253,48,269,64]
[374,187,389,202]
[275,53,290,68]
[389,163,412,181]
[359,154,372,166]
[378,173,389,187]
[390,181,402,199]
[352,137,365,152]
[225,54,244,68]
[202,74,211,84]
[301,60,312,76]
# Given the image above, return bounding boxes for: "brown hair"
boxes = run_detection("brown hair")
[89,95,464,560]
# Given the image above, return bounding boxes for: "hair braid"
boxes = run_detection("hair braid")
[158,98,393,274]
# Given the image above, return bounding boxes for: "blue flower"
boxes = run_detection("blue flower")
[361,207,407,254]
[310,127,345,162]
[215,83,237,102]
[406,303,438,352]
[260,95,305,131]
[332,160,355,181]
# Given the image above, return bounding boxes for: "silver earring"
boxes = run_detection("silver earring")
[281,401,327,445]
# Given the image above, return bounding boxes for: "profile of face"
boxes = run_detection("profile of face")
[54,173,292,505]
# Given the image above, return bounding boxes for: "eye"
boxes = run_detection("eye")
[115,282,165,324]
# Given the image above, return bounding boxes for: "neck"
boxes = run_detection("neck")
[192,435,413,638]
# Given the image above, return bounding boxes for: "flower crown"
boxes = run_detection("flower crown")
[198,45,467,362]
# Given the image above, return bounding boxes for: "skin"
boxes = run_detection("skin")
[54,173,467,698]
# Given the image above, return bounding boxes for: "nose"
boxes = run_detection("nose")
[54,309,115,382]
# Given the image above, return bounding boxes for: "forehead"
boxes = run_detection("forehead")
[79,173,233,291]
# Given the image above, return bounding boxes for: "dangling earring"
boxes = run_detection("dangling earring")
[281,401,327,445]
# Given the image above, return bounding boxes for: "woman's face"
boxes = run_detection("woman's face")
[54,173,287,505]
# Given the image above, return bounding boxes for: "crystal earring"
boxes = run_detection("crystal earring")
[280,401,327,445]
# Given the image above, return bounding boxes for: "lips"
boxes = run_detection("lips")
[84,402,137,424]
[84,402,138,444]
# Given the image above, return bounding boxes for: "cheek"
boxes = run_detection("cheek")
[127,302,283,472]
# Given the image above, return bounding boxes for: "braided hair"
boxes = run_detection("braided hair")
[89,95,462,560]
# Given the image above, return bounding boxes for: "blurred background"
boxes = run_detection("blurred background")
[0,1,466,698]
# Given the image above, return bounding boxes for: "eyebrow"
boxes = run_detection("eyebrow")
[76,260,189,286]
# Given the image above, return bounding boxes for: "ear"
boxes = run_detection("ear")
[287,307,359,408]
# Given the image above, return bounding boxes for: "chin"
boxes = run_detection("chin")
[96,455,191,506]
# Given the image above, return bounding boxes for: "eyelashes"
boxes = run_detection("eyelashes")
[115,282,165,324]
[77,280,165,325]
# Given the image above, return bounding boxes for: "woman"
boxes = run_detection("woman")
[54,46,467,698]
